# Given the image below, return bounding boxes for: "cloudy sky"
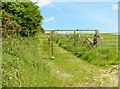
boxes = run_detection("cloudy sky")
[31,0,119,33]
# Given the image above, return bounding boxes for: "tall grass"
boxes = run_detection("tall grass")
[2,32,62,87]
[77,47,118,66]
[2,32,118,87]
[53,33,118,66]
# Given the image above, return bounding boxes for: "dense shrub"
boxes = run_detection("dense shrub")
[2,2,44,37]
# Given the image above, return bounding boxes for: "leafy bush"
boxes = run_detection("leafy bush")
[2,2,44,37]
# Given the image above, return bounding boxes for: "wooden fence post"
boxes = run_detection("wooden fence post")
[74,30,76,54]
[95,29,100,47]
[50,31,55,59]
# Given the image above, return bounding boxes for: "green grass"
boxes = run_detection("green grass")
[42,41,118,87]
[53,33,118,66]
[78,47,118,66]
[2,31,118,87]
[2,32,62,87]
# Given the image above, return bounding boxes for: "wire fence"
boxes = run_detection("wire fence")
[1,29,118,86]
[100,33,118,52]
[1,29,118,58]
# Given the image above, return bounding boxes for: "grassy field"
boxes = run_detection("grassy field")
[2,31,118,87]
[53,32,118,66]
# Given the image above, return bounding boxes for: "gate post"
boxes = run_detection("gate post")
[50,31,55,59]
[95,29,100,47]
[74,30,76,54]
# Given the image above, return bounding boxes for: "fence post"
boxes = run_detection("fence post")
[74,30,76,54]
[50,31,55,59]
[95,30,100,47]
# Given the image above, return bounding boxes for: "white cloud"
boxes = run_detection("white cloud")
[31,0,62,14]
[30,0,37,2]
[38,0,52,7]
[44,16,55,22]
[31,0,52,7]
[112,4,118,11]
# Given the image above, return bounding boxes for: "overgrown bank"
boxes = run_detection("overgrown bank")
[2,31,118,87]
[1,1,118,87]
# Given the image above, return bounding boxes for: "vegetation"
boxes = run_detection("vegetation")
[2,31,118,87]
[53,33,118,66]
[1,1,118,87]
[78,47,118,66]
[2,32,62,87]
[2,2,44,37]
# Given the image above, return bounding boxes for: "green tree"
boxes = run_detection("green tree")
[2,2,43,36]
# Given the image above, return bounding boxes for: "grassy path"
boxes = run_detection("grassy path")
[38,33,118,87]
[2,32,118,87]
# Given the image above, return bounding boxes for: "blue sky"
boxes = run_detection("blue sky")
[31,0,118,33]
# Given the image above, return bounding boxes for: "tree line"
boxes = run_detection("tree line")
[2,1,44,37]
